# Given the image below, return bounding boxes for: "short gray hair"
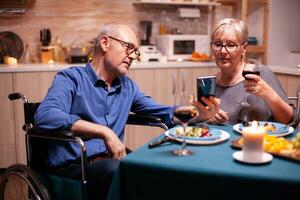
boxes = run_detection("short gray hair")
[211,18,248,44]
[93,22,122,54]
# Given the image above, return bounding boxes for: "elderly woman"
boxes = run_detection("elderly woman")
[208,18,295,125]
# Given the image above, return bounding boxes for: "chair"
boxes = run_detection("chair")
[288,92,300,128]
[0,92,168,200]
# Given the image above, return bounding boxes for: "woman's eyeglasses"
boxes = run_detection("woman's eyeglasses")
[107,35,140,58]
[210,41,243,53]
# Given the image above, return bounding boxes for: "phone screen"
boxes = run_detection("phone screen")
[197,76,216,105]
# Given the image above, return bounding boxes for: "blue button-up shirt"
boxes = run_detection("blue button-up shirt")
[35,63,175,166]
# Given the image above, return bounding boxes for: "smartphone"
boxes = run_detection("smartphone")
[197,75,216,105]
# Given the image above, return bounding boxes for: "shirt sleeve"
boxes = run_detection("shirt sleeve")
[34,70,81,130]
[130,81,176,128]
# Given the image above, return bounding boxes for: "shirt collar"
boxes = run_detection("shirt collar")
[85,62,121,89]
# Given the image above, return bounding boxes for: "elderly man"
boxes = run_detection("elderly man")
[35,22,219,199]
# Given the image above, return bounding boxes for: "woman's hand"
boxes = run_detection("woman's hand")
[207,109,229,124]
[193,96,220,122]
[243,74,274,99]
[243,74,293,124]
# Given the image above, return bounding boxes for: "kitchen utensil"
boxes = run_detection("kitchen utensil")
[40,28,51,46]
[0,31,24,59]
[148,136,172,148]
[139,20,152,45]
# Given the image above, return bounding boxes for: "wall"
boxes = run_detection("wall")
[0,0,208,49]
[268,0,300,65]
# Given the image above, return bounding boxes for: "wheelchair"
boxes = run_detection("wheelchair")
[0,92,168,200]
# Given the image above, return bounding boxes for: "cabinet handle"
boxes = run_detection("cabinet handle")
[180,71,186,94]
[172,72,176,104]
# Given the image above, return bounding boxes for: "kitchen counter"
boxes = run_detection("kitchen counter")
[0,62,300,76]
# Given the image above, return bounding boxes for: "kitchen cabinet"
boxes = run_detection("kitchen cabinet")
[217,0,269,64]
[275,73,300,97]
[0,73,15,168]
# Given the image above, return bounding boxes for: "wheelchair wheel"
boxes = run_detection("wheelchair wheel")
[0,164,49,200]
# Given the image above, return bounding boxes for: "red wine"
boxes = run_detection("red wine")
[242,70,260,80]
[174,112,193,123]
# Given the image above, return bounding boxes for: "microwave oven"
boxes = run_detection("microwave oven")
[156,34,210,61]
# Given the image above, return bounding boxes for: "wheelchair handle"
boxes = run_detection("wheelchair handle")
[8,92,28,103]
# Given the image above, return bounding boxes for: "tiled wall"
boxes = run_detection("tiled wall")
[0,0,208,48]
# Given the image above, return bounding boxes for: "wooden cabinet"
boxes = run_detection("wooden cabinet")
[217,0,269,64]
[0,73,16,168]
[275,73,300,97]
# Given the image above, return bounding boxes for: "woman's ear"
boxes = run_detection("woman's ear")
[242,42,248,51]
[241,42,248,57]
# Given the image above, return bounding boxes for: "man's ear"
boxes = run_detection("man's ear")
[100,35,110,52]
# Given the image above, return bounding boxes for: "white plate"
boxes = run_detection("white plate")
[232,151,273,164]
[233,122,294,137]
[165,126,230,145]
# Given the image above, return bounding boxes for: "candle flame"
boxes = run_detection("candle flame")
[251,120,259,128]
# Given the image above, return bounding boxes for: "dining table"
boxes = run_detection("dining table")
[107,124,300,199]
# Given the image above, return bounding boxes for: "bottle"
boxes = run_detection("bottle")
[20,43,32,64]
[53,36,65,63]
[159,10,169,35]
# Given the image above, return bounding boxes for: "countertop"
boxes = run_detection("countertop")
[0,61,300,76]
[0,61,216,73]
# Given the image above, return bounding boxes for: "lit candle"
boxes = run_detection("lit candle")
[242,122,265,161]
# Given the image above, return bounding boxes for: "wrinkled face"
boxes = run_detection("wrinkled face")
[211,27,246,71]
[101,27,139,76]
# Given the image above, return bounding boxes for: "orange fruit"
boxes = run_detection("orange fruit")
[192,51,201,59]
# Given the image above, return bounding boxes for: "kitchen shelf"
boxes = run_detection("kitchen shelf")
[217,0,269,64]
[133,0,221,7]
[247,45,266,53]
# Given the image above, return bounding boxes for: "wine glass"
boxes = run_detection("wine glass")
[238,63,262,125]
[242,63,261,80]
[173,93,198,156]
[239,63,261,105]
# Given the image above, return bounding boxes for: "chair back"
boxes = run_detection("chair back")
[21,102,50,169]
[288,93,300,127]
[23,102,40,130]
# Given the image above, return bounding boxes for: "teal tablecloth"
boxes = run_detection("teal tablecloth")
[108,125,300,199]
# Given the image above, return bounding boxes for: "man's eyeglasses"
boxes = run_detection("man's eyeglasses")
[107,35,140,58]
[210,41,243,53]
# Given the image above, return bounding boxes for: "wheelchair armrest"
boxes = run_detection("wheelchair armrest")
[127,113,162,124]
[126,113,168,130]
[28,128,76,140]
[27,128,92,142]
